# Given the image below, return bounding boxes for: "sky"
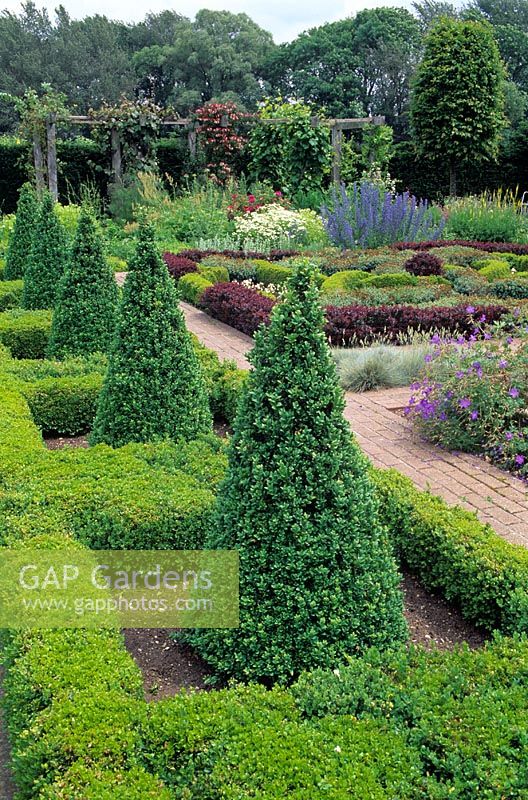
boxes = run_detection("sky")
[2,0,414,42]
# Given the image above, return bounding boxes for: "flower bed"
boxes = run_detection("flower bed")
[405,316,528,480]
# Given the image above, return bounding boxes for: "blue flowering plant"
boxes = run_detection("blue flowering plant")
[405,308,528,479]
[321,181,445,249]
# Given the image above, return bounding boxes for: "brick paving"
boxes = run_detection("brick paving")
[179,302,528,547]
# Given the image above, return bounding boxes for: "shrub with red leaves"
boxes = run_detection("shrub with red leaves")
[199,280,508,345]
[324,304,508,346]
[404,252,444,276]
[199,282,275,336]
[393,240,528,255]
[162,253,198,280]
[177,248,299,263]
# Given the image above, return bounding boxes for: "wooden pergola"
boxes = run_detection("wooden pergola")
[36,113,386,200]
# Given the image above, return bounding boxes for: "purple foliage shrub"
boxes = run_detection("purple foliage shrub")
[162,253,198,280]
[393,240,528,255]
[405,252,444,277]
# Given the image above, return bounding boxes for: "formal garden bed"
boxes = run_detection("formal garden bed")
[0,182,527,798]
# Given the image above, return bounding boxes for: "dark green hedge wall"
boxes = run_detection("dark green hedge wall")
[0,136,189,213]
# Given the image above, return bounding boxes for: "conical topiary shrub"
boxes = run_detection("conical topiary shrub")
[193,262,407,684]
[4,183,38,280]
[22,191,67,310]
[47,209,119,359]
[90,221,212,447]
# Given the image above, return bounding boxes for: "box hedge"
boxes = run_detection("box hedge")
[178,272,214,304]
[0,279,23,310]
[0,309,52,358]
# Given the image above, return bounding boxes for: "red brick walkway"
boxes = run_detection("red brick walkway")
[180,302,528,547]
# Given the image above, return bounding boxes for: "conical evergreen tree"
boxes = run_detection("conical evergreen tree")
[193,263,407,684]
[4,183,38,280]
[47,209,119,359]
[22,191,67,310]
[90,221,212,447]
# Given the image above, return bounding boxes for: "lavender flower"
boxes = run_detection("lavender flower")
[321,181,445,249]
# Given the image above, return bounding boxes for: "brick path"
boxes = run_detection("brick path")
[179,302,528,547]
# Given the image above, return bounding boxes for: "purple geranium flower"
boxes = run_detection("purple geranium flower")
[509,387,520,399]
[459,397,472,409]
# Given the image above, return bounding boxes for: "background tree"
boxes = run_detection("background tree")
[411,17,506,195]
[22,191,67,310]
[47,208,118,359]
[90,222,211,447]
[193,263,407,684]
[4,183,37,280]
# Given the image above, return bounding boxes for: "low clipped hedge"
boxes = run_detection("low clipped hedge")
[178,272,214,304]
[0,279,23,310]
[253,261,293,286]
[197,265,229,283]
[373,469,528,633]
[0,309,52,358]
[325,303,508,346]
[199,283,509,345]
[143,637,528,798]
[200,282,275,336]
[394,239,528,255]
[22,374,103,435]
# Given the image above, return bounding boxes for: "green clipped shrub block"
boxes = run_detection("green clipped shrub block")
[0,309,52,358]
[0,279,23,310]
[146,684,422,799]
[47,209,119,359]
[478,259,512,281]
[91,222,212,447]
[22,192,68,310]
[4,183,38,280]
[363,272,418,288]
[22,374,103,435]
[488,278,528,299]
[192,264,407,683]
[321,269,369,294]
[253,261,293,286]
[197,265,229,283]
[39,766,173,800]
[372,468,528,633]
[178,272,214,304]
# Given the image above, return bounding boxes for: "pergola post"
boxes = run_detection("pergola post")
[110,126,123,185]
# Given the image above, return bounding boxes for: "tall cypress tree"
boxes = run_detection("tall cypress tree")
[22,191,67,310]
[90,221,212,447]
[47,209,119,359]
[4,183,38,280]
[194,263,407,684]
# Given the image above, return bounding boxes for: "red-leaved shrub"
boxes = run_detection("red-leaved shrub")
[199,282,275,336]
[404,252,444,276]
[324,304,508,346]
[394,240,528,255]
[200,282,508,345]
[162,253,198,280]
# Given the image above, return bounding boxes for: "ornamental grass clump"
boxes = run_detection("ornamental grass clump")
[4,183,37,280]
[22,191,67,310]
[193,262,407,684]
[47,209,119,359]
[322,181,445,249]
[90,221,212,447]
